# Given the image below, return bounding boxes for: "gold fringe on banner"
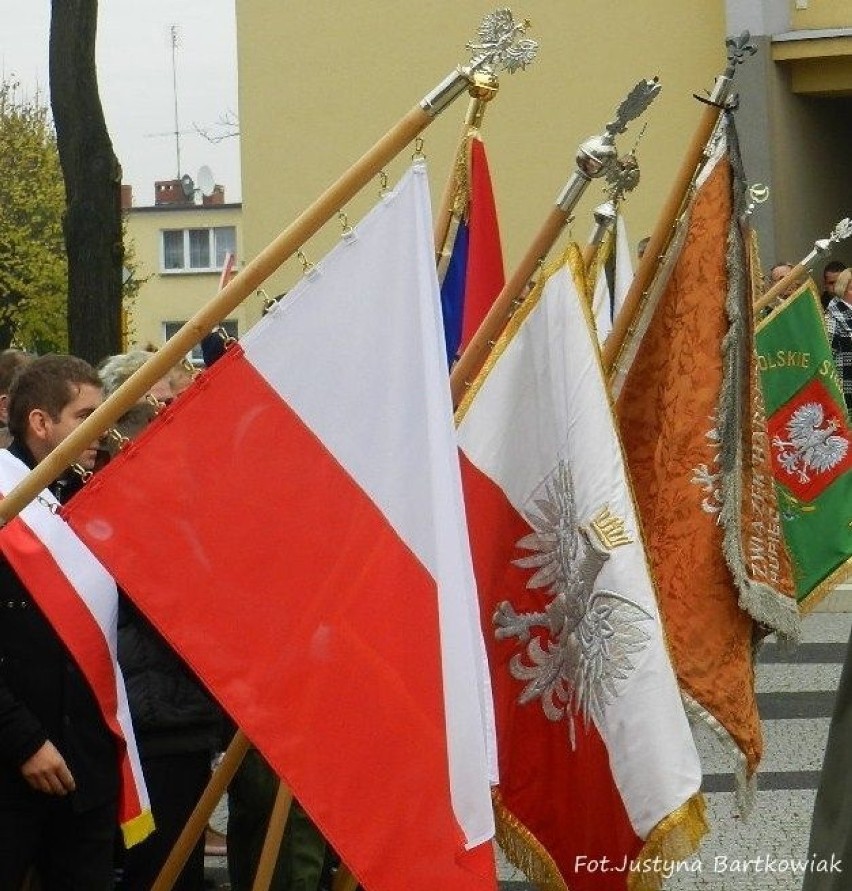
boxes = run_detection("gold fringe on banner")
[492,788,569,891]
[627,793,708,891]
[800,555,852,615]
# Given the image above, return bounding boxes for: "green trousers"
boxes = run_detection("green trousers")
[227,748,327,891]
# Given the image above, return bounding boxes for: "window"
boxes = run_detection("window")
[160,226,236,273]
[163,318,239,365]
[162,230,185,270]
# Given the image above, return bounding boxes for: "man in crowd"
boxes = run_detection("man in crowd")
[0,349,33,448]
[0,354,119,889]
[821,260,847,310]
[823,267,852,415]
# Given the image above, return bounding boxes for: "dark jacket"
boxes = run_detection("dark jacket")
[0,440,117,812]
[118,597,222,760]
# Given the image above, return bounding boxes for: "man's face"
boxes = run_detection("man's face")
[770,265,793,285]
[31,383,103,469]
[824,270,841,294]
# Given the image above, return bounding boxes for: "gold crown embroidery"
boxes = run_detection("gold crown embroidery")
[590,505,633,550]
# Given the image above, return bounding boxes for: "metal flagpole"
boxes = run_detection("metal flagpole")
[582,147,641,272]
[0,9,538,527]
[449,77,661,407]
[753,218,852,313]
[602,32,757,379]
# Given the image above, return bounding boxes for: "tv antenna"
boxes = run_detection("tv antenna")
[170,24,182,179]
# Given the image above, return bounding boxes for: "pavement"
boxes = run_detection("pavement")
[205,590,852,890]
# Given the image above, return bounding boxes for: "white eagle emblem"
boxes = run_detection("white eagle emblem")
[771,402,849,483]
[494,462,653,749]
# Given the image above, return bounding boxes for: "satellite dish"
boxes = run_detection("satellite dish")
[180,173,195,198]
[197,165,216,198]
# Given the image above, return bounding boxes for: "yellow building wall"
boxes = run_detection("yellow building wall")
[125,204,246,352]
[236,0,727,320]
[791,0,852,31]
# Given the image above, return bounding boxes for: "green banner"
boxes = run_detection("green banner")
[755,281,852,607]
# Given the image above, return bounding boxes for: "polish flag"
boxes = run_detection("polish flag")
[0,452,152,846]
[456,245,705,890]
[63,163,497,891]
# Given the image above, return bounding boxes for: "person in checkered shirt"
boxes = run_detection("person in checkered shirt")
[824,266,852,415]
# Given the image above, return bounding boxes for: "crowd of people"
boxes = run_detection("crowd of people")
[0,255,849,891]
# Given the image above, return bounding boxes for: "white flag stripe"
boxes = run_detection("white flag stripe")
[241,163,495,846]
[591,263,613,344]
[612,214,633,325]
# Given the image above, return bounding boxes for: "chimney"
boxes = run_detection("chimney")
[120,184,133,210]
[202,184,225,206]
[154,179,194,206]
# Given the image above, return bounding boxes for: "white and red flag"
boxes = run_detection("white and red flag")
[0,452,152,846]
[63,163,497,891]
[456,245,705,891]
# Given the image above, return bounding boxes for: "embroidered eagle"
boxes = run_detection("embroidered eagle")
[772,402,849,484]
[493,461,652,749]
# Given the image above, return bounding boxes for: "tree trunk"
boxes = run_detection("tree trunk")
[49,0,123,364]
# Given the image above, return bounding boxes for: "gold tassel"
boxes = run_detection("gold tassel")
[799,555,852,615]
[627,794,709,891]
[492,789,569,891]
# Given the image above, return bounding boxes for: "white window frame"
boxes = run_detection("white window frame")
[159,226,236,274]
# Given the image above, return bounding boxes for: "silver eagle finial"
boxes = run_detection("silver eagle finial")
[605,78,662,138]
[555,78,661,212]
[466,9,539,74]
[420,9,538,117]
[801,217,852,272]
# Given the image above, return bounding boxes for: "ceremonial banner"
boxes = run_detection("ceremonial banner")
[0,452,152,846]
[457,244,705,891]
[439,134,505,364]
[612,117,798,808]
[590,213,633,344]
[63,164,498,891]
[755,281,852,610]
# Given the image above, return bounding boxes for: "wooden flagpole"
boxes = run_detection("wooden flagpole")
[29,16,538,891]
[250,781,295,891]
[151,730,251,891]
[602,32,758,379]
[752,217,852,314]
[449,77,661,407]
[752,263,809,313]
[0,11,538,527]
[433,71,499,265]
[450,206,569,405]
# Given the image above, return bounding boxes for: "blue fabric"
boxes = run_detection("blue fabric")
[439,219,469,368]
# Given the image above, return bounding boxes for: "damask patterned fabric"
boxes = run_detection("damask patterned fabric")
[616,146,763,788]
